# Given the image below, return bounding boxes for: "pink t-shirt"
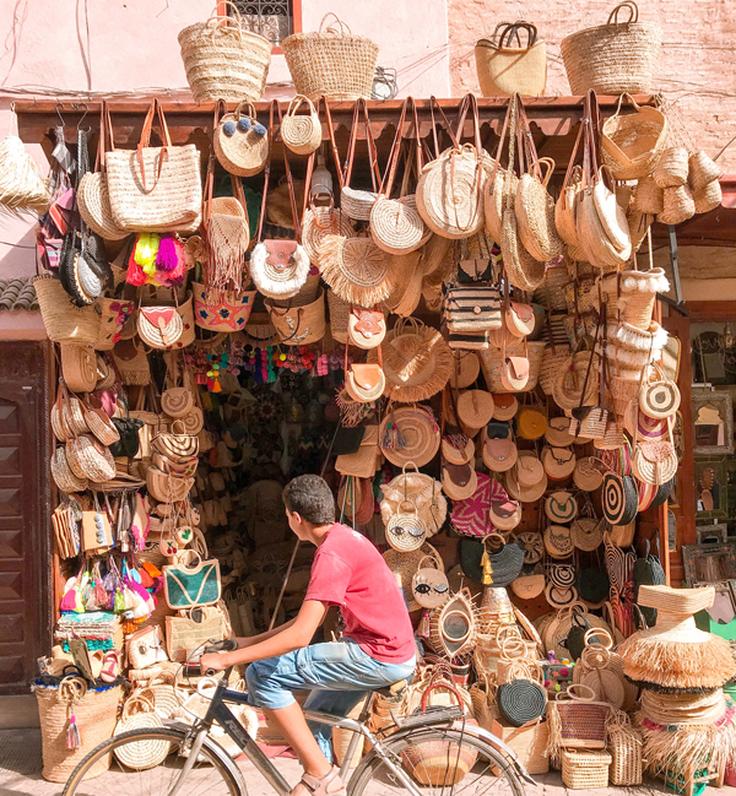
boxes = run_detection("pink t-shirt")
[304,523,416,664]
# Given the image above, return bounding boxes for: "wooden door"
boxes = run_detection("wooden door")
[0,342,52,694]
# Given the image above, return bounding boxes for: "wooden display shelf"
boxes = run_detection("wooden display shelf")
[12,94,657,171]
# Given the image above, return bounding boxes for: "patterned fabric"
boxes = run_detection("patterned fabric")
[450,473,508,537]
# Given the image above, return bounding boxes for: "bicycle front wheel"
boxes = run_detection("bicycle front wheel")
[348,726,526,796]
[62,727,243,796]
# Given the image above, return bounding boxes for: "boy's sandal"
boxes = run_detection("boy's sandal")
[292,766,347,796]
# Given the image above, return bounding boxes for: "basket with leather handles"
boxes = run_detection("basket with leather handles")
[401,669,478,786]
[151,421,199,462]
[475,22,547,97]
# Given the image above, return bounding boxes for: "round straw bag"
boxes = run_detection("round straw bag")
[281,95,322,156]
[178,2,271,103]
[282,14,379,101]
[497,678,547,727]
[35,679,122,782]
[214,101,269,177]
[34,276,99,345]
[412,551,450,610]
[60,343,98,394]
[385,499,428,553]
[51,446,89,494]
[113,691,168,770]
[600,94,668,180]
[302,205,354,266]
[560,2,662,95]
[380,464,447,537]
[66,434,116,482]
[654,146,689,188]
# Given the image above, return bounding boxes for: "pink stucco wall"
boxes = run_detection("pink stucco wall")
[0,0,449,277]
[448,0,736,173]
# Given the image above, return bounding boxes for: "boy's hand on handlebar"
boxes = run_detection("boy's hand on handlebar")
[200,651,232,673]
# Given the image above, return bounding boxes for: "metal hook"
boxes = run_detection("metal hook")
[76,103,90,131]
[55,103,66,127]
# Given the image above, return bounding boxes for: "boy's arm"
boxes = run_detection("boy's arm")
[201,600,327,671]
[235,618,297,647]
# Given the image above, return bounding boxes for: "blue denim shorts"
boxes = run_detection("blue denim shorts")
[245,639,415,710]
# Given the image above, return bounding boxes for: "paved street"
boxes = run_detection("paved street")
[2,728,736,796]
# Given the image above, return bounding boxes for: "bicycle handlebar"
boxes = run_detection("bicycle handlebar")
[182,638,239,678]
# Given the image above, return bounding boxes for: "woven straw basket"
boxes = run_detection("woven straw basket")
[561,749,612,789]
[34,276,99,345]
[654,146,689,188]
[560,2,662,95]
[35,682,121,782]
[282,14,379,101]
[600,96,668,181]
[178,2,271,103]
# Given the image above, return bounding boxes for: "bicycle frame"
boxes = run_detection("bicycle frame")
[175,673,426,796]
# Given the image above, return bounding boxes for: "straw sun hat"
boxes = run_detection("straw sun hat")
[369,317,452,403]
[618,585,736,690]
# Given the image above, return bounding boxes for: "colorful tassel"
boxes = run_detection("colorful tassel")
[481,546,493,586]
[66,711,81,750]
[155,234,179,273]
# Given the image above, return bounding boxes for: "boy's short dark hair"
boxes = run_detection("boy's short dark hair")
[283,475,336,525]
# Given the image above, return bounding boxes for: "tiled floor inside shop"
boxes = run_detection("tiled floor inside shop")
[1,728,736,796]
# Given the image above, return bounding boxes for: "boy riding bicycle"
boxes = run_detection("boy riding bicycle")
[201,474,417,796]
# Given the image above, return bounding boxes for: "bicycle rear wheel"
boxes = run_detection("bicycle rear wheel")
[348,726,526,796]
[62,727,243,796]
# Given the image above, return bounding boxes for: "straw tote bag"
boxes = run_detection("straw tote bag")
[106,99,202,233]
[370,98,427,256]
[475,22,547,97]
[266,289,326,346]
[250,103,310,300]
[76,101,127,241]
[416,95,488,240]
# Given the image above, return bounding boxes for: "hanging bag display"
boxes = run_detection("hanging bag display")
[250,102,310,300]
[475,22,547,97]
[266,289,326,346]
[106,99,202,233]
[347,307,386,350]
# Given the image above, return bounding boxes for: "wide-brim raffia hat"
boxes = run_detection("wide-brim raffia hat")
[370,318,452,403]
[379,405,440,468]
[618,584,736,690]
[320,234,395,306]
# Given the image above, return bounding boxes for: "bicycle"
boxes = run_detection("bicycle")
[63,640,534,796]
